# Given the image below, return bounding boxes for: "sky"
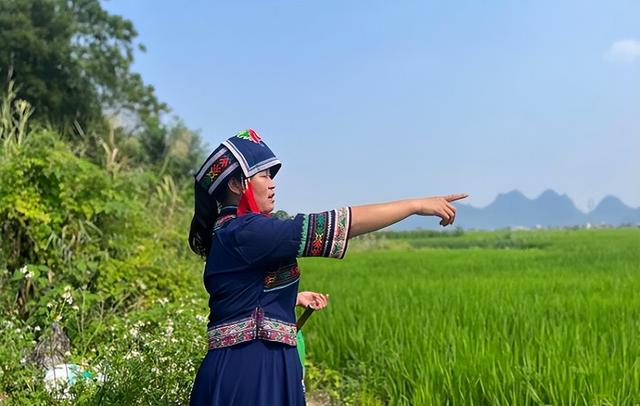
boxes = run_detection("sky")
[103,0,640,221]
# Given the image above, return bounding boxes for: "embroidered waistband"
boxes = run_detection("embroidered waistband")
[207,308,297,350]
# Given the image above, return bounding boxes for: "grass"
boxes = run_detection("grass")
[299,228,640,405]
[4,228,638,405]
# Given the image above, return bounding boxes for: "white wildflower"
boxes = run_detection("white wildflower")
[62,286,73,304]
[72,305,79,311]
[19,265,34,279]
[138,281,148,290]
[123,349,141,361]
[46,302,54,309]
[34,325,41,332]
[54,314,62,322]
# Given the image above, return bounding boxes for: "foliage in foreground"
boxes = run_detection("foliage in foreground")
[0,81,208,405]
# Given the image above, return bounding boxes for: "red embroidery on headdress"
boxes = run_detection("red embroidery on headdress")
[203,154,232,187]
[236,129,262,144]
[211,156,229,175]
[247,129,262,143]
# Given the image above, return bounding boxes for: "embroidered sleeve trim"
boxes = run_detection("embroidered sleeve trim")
[297,215,309,257]
[297,207,351,259]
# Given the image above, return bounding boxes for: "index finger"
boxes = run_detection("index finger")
[444,193,469,202]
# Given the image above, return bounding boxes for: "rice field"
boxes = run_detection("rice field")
[298,228,640,405]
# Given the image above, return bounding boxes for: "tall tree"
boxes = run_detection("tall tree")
[0,0,166,131]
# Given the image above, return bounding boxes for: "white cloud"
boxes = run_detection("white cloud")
[605,39,640,63]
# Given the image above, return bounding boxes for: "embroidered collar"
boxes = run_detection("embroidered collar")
[214,205,238,231]
[219,205,238,216]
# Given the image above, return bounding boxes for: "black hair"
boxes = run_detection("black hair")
[188,169,242,258]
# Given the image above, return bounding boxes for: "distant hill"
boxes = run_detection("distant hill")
[589,195,640,226]
[393,189,640,230]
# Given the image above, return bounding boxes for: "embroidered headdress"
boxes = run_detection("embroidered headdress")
[194,129,281,195]
[189,129,281,257]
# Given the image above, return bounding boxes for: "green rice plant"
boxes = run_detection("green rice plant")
[299,228,640,405]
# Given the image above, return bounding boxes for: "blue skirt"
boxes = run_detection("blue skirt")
[190,340,305,406]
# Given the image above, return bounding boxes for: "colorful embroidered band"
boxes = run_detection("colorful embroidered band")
[195,146,239,195]
[297,207,351,259]
[263,263,300,292]
[213,213,236,232]
[207,307,297,350]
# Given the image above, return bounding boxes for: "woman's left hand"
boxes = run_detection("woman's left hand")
[296,291,329,310]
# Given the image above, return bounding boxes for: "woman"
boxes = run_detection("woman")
[188,129,467,405]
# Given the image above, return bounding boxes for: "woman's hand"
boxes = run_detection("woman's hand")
[296,291,329,310]
[414,194,469,226]
[349,193,469,237]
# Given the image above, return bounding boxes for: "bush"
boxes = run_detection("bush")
[0,106,204,403]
